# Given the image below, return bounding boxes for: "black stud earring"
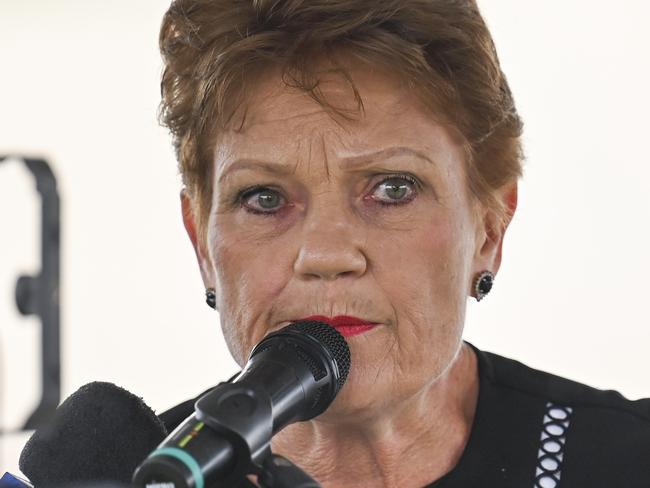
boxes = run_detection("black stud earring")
[474,271,494,302]
[205,288,217,310]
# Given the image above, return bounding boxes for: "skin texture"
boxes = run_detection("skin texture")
[182,62,517,487]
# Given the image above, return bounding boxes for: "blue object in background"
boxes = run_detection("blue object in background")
[0,472,32,488]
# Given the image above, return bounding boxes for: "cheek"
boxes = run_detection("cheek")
[372,212,473,359]
[425,216,474,300]
[211,226,292,361]
[377,212,472,301]
[218,235,291,297]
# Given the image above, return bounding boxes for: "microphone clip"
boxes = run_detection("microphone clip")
[195,382,320,488]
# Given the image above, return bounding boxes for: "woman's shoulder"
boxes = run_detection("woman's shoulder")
[476,345,650,425]
[466,344,650,487]
[475,344,649,414]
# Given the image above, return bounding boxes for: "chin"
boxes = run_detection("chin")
[316,364,396,424]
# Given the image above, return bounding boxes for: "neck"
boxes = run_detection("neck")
[271,343,479,488]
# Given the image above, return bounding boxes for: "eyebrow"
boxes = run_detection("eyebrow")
[217,146,435,183]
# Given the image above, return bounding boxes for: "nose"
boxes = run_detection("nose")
[293,199,367,281]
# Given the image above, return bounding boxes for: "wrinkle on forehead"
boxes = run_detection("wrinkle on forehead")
[213,64,464,184]
[246,107,333,130]
[318,132,331,180]
[218,97,398,158]
[280,129,335,181]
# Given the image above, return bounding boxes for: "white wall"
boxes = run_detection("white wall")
[1,0,649,475]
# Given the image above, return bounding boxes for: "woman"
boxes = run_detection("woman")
[158,0,650,486]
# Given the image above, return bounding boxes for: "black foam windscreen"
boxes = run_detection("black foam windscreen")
[19,382,167,487]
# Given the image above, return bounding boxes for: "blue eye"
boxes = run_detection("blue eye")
[241,187,285,214]
[371,175,418,204]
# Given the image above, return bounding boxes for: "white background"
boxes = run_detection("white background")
[1,0,649,476]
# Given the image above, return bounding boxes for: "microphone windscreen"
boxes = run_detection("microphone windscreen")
[19,382,167,487]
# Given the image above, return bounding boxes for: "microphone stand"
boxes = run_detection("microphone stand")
[0,155,61,431]
[257,453,320,488]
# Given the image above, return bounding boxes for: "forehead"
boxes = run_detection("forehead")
[214,64,464,169]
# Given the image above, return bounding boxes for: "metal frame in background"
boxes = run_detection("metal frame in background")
[0,155,61,431]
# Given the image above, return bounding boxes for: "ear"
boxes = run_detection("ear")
[471,182,518,294]
[181,190,216,295]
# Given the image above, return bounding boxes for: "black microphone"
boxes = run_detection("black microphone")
[133,321,351,488]
[19,382,168,487]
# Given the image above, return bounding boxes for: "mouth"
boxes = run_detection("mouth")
[293,315,380,338]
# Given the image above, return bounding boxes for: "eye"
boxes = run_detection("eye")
[241,187,285,214]
[370,175,418,205]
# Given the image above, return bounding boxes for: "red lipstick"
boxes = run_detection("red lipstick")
[297,315,379,337]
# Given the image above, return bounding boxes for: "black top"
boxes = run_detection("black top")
[160,343,650,487]
[426,344,650,487]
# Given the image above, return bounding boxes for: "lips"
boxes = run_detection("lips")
[296,315,380,338]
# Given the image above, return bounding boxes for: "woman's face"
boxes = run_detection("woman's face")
[187,65,505,418]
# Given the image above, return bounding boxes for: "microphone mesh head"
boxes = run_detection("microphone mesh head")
[282,320,351,392]
[19,382,167,487]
